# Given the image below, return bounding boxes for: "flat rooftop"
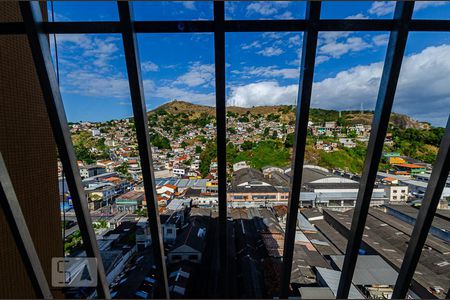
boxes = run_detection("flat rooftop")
[384,204,450,236]
[370,208,449,255]
[330,255,398,286]
[323,208,450,299]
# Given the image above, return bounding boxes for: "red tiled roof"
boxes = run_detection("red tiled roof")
[394,163,424,169]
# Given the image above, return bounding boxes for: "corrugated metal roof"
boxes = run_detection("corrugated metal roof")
[297,212,317,232]
[330,255,398,285]
[316,267,364,299]
[299,287,335,299]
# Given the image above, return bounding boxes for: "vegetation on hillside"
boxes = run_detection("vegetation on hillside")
[387,126,444,163]
[199,140,217,177]
[227,140,291,170]
[72,131,110,164]
[71,100,443,177]
[149,130,172,150]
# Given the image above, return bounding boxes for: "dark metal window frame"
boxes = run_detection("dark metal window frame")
[0,1,449,299]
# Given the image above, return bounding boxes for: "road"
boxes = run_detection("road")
[112,248,155,299]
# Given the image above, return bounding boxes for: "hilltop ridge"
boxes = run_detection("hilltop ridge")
[150,99,429,129]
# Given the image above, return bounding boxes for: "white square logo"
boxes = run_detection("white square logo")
[52,257,97,287]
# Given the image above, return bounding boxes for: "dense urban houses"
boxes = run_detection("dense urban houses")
[1,1,449,300]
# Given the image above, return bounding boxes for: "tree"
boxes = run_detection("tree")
[271,130,278,139]
[227,111,238,118]
[241,141,254,151]
[195,145,202,154]
[267,113,280,122]
[263,127,270,137]
[284,132,295,148]
[199,140,217,177]
[181,141,188,148]
[150,132,171,150]
[347,130,358,138]
[228,127,237,134]
[114,162,129,175]
[238,116,249,123]
[226,142,238,161]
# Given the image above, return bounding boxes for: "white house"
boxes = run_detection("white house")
[167,225,206,264]
[384,185,409,203]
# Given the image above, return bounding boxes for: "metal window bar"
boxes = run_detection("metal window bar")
[213,1,229,297]
[2,19,450,35]
[280,2,321,298]
[117,2,169,298]
[336,2,414,298]
[18,2,110,298]
[0,1,447,299]
[392,116,450,299]
[0,152,53,299]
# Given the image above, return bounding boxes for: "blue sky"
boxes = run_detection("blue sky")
[49,1,450,126]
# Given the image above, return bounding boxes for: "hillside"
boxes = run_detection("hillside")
[150,100,427,129]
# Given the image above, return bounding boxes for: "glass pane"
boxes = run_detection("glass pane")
[133,1,213,21]
[226,31,302,297]
[49,1,119,21]
[413,1,450,19]
[51,33,142,298]
[392,33,449,297]
[138,33,216,298]
[225,1,305,20]
[321,1,393,19]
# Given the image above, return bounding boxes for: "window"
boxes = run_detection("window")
[188,254,198,261]
[5,2,449,300]
[171,255,182,261]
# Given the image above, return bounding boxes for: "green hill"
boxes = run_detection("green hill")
[149,100,428,129]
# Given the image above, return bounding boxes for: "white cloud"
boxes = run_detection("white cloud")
[226,45,450,126]
[312,44,450,126]
[175,62,215,87]
[241,40,262,50]
[368,1,395,16]
[372,34,389,46]
[232,66,299,79]
[147,84,215,106]
[64,70,130,99]
[288,34,301,47]
[319,37,371,58]
[228,81,298,107]
[57,34,92,49]
[345,13,369,19]
[415,1,447,10]
[55,34,216,109]
[57,34,119,71]
[257,46,284,57]
[368,1,446,17]
[180,1,196,10]
[320,32,352,44]
[246,1,290,16]
[275,11,294,19]
[141,61,159,72]
[315,55,330,65]
[317,31,389,61]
